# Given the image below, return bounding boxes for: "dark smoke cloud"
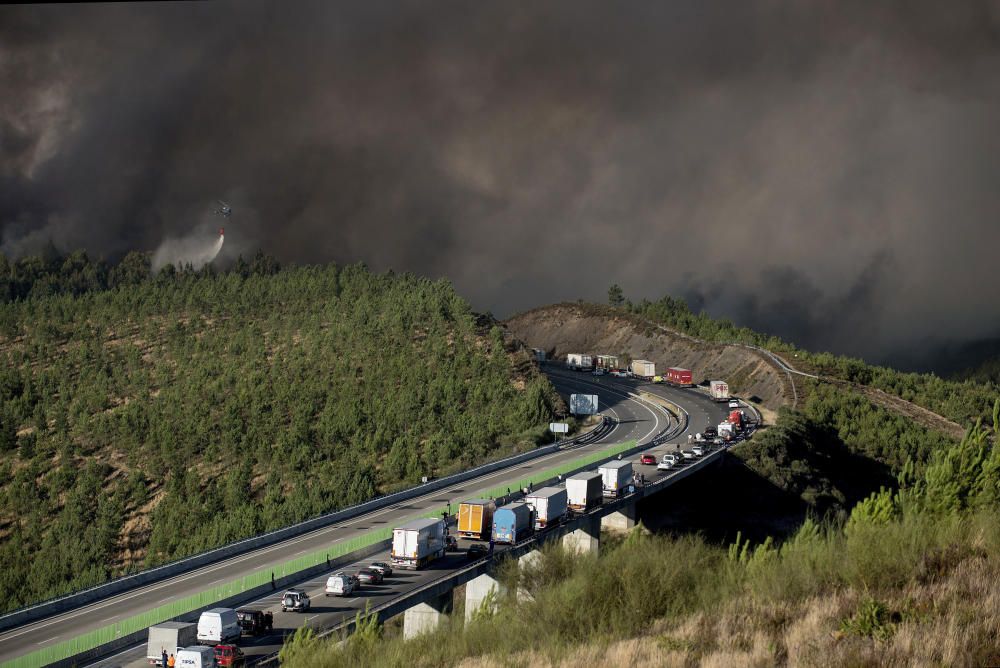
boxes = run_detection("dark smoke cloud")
[2,1,1000,368]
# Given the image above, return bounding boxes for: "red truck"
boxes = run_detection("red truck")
[665,367,693,386]
[729,410,744,428]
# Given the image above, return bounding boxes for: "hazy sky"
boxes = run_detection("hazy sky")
[2,1,999,366]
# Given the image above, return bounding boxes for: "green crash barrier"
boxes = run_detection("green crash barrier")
[4,439,637,668]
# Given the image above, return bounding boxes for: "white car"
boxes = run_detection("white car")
[325,574,355,597]
[610,369,626,377]
[692,444,705,456]
[681,450,696,460]
[657,454,679,470]
[729,400,740,409]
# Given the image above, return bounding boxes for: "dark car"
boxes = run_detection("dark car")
[446,534,459,551]
[236,608,273,636]
[357,568,383,585]
[467,543,489,560]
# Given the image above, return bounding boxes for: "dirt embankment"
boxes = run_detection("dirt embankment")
[504,305,793,414]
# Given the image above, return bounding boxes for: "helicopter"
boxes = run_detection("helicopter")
[215,200,232,218]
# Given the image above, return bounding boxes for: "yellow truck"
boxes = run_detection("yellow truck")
[457,499,496,541]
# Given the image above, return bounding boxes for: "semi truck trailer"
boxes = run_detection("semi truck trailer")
[391,518,447,569]
[599,460,633,497]
[566,471,603,511]
[525,487,568,529]
[492,501,534,544]
[709,380,729,401]
[666,367,693,386]
[458,499,496,541]
[631,359,656,379]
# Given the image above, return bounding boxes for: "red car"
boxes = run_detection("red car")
[639,454,657,465]
[214,645,245,668]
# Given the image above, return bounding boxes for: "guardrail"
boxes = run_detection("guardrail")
[0,418,609,634]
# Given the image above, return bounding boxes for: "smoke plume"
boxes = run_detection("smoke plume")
[1,1,999,368]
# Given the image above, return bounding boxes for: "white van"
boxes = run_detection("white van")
[176,646,217,668]
[196,608,241,644]
[325,573,355,597]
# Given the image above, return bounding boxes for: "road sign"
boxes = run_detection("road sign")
[570,393,599,416]
[549,422,569,434]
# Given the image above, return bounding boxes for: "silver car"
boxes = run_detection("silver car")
[681,450,696,460]
[691,444,705,456]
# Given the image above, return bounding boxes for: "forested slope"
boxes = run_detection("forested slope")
[0,258,559,612]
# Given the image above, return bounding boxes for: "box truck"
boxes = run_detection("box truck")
[666,367,693,386]
[599,460,633,497]
[492,501,534,544]
[458,499,496,541]
[196,608,241,644]
[631,359,656,379]
[525,487,568,529]
[566,353,593,370]
[147,622,197,665]
[565,471,603,511]
[709,380,729,401]
[391,518,447,569]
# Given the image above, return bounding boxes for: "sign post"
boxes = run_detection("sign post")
[549,421,569,444]
[569,393,599,416]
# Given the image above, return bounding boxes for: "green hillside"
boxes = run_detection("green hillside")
[0,255,560,612]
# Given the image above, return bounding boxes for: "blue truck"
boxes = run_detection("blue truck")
[492,501,534,544]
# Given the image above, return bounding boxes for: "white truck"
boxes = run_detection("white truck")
[565,471,603,511]
[196,608,241,644]
[147,622,197,665]
[525,487,568,529]
[391,518,447,569]
[630,360,656,379]
[718,422,735,440]
[709,380,729,401]
[599,460,633,497]
[176,646,216,668]
[566,353,593,370]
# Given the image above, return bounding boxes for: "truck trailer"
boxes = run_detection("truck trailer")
[709,380,729,401]
[457,499,496,541]
[631,359,656,379]
[391,518,447,570]
[595,354,619,370]
[566,353,593,370]
[147,622,198,665]
[566,471,603,511]
[525,487,568,529]
[492,501,534,544]
[666,367,693,386]
[599,460,633,497]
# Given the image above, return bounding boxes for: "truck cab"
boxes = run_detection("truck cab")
[281,588,311,612]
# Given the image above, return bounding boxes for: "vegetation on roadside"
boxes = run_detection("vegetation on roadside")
[0,252,560,612]
[281,408,1000,668]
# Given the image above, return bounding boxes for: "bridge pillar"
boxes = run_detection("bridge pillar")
[403,590,453,639]
[518,549,543,602]
[563,515,600,554]
[465,571,506,623]
[602,501,636,533]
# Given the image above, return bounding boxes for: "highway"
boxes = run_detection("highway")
[86,369,730,668]
[0,368,675,666]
